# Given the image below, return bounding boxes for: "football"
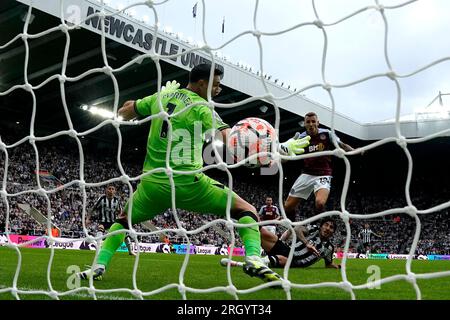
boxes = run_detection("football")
[227,117,276,168]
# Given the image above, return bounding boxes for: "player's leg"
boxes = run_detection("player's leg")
[79,181,167,280]
[228,201,283,281]
[220,258,244,267]
[96,224,105,238]
[314,188,330,213]
[284,196,302,221]
[177,174,263,258]
[356,240,364,258]
[78,223,111,280]
[357,240,364,254]
[259,227,290,268]
[264,225,277,235]
[96,224,106,248]
[260,226,278,252]
[97,222,113,247]
[231,196,267,257]
[97,180,167,267]
[124,234,136,256]
[285,174,314,220]
[228,196,281,282]
[178,174,281,282]
[365,243,371,255]
[313,176,332,214]
[103,217,136,256]
[221,254,287,268]
[273,255,288,267]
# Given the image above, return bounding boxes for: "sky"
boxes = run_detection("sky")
[100,0,450,124]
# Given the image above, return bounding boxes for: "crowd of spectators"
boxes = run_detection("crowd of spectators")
[1,136,449,255]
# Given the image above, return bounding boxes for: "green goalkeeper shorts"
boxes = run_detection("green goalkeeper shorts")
[124,173,237,224]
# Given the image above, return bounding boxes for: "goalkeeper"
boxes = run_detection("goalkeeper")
[77,63,310,283]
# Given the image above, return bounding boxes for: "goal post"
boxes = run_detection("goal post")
[17,203,61,236]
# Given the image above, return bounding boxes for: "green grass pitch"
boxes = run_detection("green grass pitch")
[0,247,449,300]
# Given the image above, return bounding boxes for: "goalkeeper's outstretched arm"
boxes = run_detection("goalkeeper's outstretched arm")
[118,81,181,121]
[278,132,311,157]
[118,100,138,121]
[219,127,311,158]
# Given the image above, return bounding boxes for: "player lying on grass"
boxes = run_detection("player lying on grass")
[221,217,341,269]
[76,63,310,283]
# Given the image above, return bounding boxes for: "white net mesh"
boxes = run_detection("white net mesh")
[1,0,450,300]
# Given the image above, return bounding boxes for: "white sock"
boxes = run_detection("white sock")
[261,256,270,265]
[93,264,106,271]
[125,235,134,251]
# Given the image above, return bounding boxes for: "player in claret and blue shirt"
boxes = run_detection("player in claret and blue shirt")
[284,112,355,221]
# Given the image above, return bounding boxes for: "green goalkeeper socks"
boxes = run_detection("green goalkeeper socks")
[97,223,126,268]
[237,216,261,257]
[97,217,261,267]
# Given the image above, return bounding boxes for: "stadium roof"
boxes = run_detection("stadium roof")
[1,0,449,153]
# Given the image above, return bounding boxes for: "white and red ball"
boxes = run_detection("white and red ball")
[227,117,276,168]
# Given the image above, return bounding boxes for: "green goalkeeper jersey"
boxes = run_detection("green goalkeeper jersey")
[135,88,229,185]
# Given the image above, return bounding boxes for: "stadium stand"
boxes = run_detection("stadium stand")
[1,130,449,255]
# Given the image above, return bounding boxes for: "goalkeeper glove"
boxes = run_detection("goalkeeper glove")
[160,80,180,94]
[278,133,311,156]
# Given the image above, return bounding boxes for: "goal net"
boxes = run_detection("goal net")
[1,0,450,301]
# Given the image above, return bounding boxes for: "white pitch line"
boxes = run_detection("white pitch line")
[0,285,136,300]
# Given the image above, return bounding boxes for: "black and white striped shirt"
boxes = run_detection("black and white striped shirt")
[291,225,334,268]
[93,195,122,224]
[359,228,375,244]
